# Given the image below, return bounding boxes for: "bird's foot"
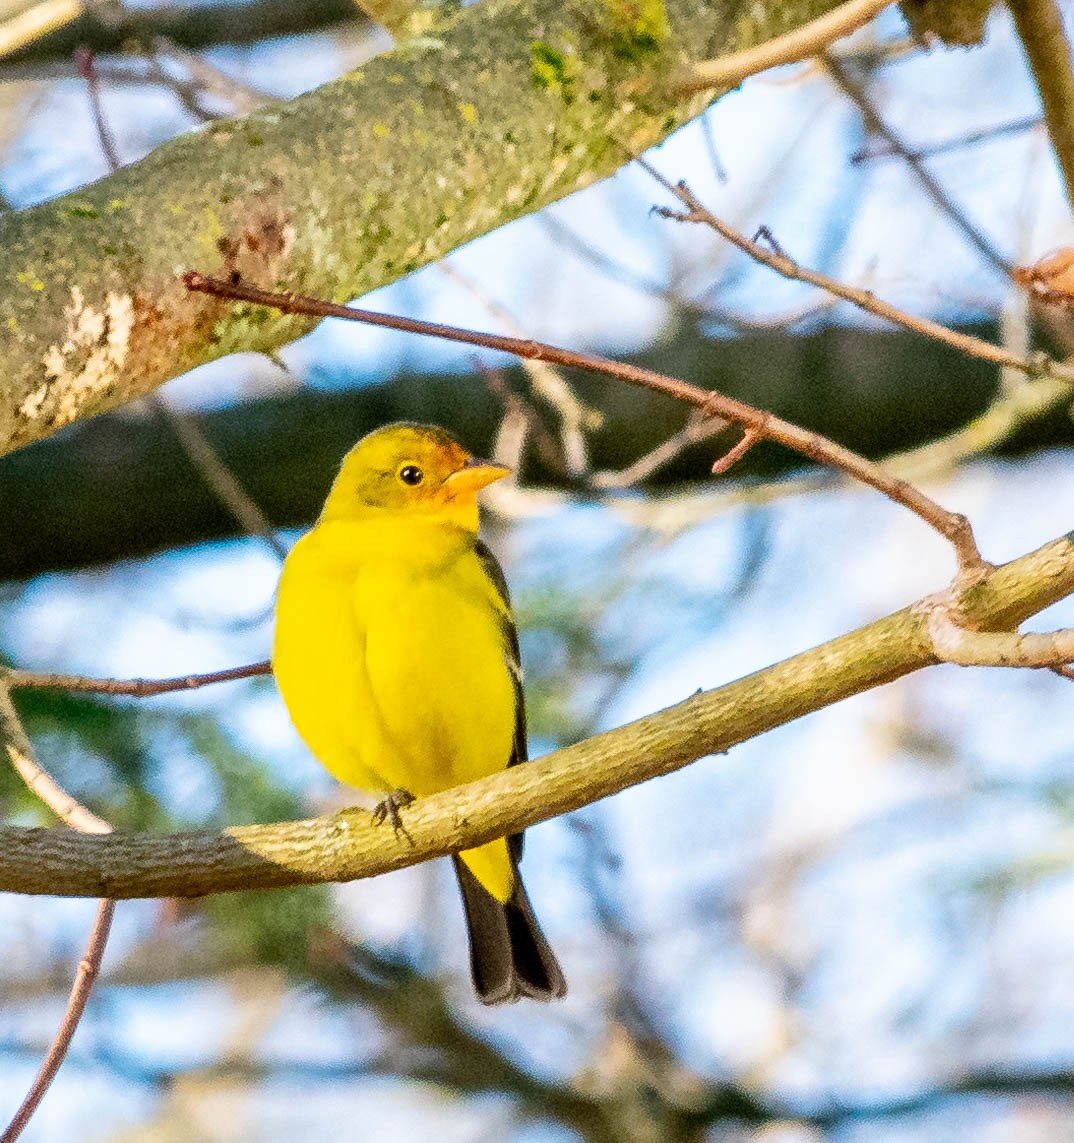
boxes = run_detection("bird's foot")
[372,788,416,843]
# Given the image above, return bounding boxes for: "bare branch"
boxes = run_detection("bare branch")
[0,686,111,832]
[151,398,288,561]
[0,685,115,1143]
[590,416,727,488]
[183,271,986,568]
[1,528,1073,901]
[75,46,121,171]
[851,115,1042,164]
[638,161,1068,384]
[0,901,114,1143]
[3,661,271,697]
[925,608,1074,668]
[710,427,760,475]
[436,259,600,476]
[149,34,272,118]
[822,52,1011,276]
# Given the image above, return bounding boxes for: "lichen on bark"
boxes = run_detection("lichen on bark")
[0,0,845,457]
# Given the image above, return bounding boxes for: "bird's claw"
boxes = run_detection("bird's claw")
[372,788,416,843]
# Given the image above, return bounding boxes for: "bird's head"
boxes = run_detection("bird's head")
[321,422,510,530]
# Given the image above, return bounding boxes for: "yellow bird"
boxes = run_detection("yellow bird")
[273,422,566,1003]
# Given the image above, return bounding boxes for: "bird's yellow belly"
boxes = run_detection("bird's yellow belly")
[273,531,516,800]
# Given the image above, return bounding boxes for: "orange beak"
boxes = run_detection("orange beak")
[444,456,512,498]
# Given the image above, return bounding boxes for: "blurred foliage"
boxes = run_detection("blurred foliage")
[199,884,334,977]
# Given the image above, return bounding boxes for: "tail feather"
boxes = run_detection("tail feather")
[452,855,567,1004]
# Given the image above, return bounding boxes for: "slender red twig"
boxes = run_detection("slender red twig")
[0,900,115,1143]
[183,271,985,568]
[4,661,271,697]
[0,687,115,1143]
[711,428,761,475]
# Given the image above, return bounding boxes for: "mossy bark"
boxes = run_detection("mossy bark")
[0,0,846,457]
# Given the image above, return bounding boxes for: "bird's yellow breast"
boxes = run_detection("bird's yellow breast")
[273,515,517,800]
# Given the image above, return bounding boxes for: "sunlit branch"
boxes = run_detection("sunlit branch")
[1,530,1073,900]
[678,0,893,96]
[0,0,81,58]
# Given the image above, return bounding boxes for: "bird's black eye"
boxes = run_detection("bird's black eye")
[399,464,424,486]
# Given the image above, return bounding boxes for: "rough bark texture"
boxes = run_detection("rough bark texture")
[2,529,1072,898]
[0,0,846,457]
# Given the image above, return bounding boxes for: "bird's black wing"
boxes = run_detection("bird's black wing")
[458,538,567,1003]
[474,537,527,770]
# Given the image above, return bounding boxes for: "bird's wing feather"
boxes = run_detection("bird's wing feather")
[474,538,527,862]
[474,538,527,768]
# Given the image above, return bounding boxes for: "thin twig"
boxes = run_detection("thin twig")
[1008,0,1074,215]
[591,415,728,488]
[542,212,839,332]
[822,52,1012,277]
[5,741,111,834]
[678,0,893,95]
[74,47,121,172]
[851,115,1042,164]
[151,397,288,561]
[183,271,985,568]
[3,661,271,697]
[0,900,114,1143]
[149,35,271,117]
[634,157,1074,384]
[710,428,760,475]
[437,259,600,475]
[0,684,115,1143]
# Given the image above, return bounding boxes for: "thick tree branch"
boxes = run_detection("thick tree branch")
[2,529,1072,899]
[0,0,864,458]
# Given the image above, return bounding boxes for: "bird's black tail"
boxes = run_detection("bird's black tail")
[452,855,567,1004]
